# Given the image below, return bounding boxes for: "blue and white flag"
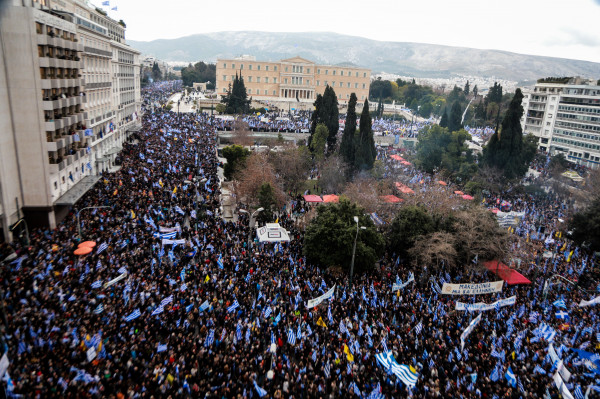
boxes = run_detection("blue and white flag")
[124,309,141,322]
[555,310,569,320]
[553,299,567,309]
[161,295,173,307]
[505,366,517,388]
[217,254,224,269]
[96,242,108,254]
[287,328,296,345]
[253,380,267,398]
[91,280,102,289]
[151,305,164,316]
[157,343,168,353]
[204,329,214,347]
[93,304,104,314]
[101,0,109,5]
[227,300,240,313]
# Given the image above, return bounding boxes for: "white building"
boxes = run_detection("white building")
[521,77,600,168]
[0,0,141,241]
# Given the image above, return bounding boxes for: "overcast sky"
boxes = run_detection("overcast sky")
[91,0,600,63]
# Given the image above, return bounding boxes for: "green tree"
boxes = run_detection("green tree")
[389,206,435,260]
[310,123,328,161]
[340,93,357,167]
[439,108,448,128]
[419,102,433,118]
[181,61,216,88]
[257,183,278,223]
[483,89,536,179]
[570,197,600,252]
[221,73,251,114]
[354,100,376,170]
[447,101,463,132]
[310,94,323,134]
[464,80,470,96]
[222,144,250,180]
[369,77,392,99]
[473,85,478,97]
[152,62,162,81]
[321,85,340,149]
[304,199,385,274]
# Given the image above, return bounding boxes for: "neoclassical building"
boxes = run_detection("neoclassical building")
[216,56,371,105]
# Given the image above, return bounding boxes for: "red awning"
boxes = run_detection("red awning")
[437,181,447,186]
[395,182,415,194]
[390,154,405,161]
[484,260,531,285]
[322,194,339,203]
[303,195,323,203]
[454,190,464,195]
[380,195,403,203]
[462,194,474,200]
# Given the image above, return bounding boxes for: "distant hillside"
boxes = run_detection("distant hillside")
[129,31,600,82]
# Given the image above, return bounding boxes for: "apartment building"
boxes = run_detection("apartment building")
[0,0,141,241]
[216,56,371,106]
[521,77,600,168]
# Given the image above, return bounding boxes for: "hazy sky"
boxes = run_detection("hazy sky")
[91,0,600,63]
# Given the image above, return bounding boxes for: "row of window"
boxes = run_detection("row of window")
[553,137,600,151]
[558,105,600,115]
[555,120,600,133]
[557,112,600,123]
[222,62,368,78]
[554,128,600,141]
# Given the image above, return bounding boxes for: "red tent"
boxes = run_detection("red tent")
[380,195,403,203]
[390,154,405,161]
[437,181,447,186]
[322,194,339,203]
[462,194,474,200]
[454,190,464,195]
[395,182,415,194]
[303,195,323,203]
[484,260,531,285]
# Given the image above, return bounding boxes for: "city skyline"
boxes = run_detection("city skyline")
[89,0,600,64]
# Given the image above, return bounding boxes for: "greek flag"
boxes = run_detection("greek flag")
[287,328,296,345]
[217,254,224,269]
[505,366,517,388]
[553,299,567,309]
[574,385,584,399]
[236,323,242,341]
[227,300,240,313]
[324,363,330,378]
[253,380,267,398]
[151,305,164,316]
[97,242,108,254]
[153,231,177,239]
[375,351,418,387]
[490,364,501,381]
[124,309,141,322]
[367,383,384,399]
[204,329,214,347]
[157,343,168,353]
[264,307,272,318]
[93,304,104,314]
[414,321,423,335]
[91,280,102,289]
[174,206,185,215]
[180,283,187,291]
[199,300,210,312]
[161,295,173,307]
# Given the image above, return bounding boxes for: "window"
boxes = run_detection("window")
[355,83,358,89]
[240,64,243,69]
[273,78,277,84]
[265,77,268,83]
[256,77,260,83]
[317,80,320,86]
[257,65,260,71]
[223,75,227,81]
[285,66,288,72]
[232,63,235,68]
[332,82,335,87]
[273,90,276,95]
[274,66,277,71]
[223,63,227,68]
[265,90,268,95]
[362,84,366,89]
[248,89,251,94]
[285,78,288,84]
[363,72,367,78]
[356,72,359,77]
[231,75,234,80]
[307,68,310,73]
[248,76,252,82]
[333,70,336,75]
[317,69,320,74]
[325,70,328,75]
[249,64,252,70]
[266,65,269,71]
[340,70,344,76]
[347,82,350,88]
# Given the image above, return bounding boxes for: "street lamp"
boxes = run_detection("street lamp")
[349,216,366,285]
[239,207,264,253]
[77,206,110,240]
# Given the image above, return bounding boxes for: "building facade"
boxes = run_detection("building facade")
[216,56,371,105]
[0,0,141,241]
[521,78,600,168]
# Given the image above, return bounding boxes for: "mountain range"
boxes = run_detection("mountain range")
[129,31,600,83]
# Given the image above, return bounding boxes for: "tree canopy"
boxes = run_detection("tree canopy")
[482,89,537,179]
[222,145,250,180]
[221,73,250,114]
[304,199,384,274]
[339,93,357,167]
[181,62,216,88]
[353,100,376,170]
[310,86,339,150]
[569,197,600,252]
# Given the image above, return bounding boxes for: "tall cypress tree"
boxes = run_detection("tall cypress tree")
[354,99,375,170]
[320,85,339,150]
[447,101,463,132]
[222,73,250,114]
[439,107,448,128]
[340,93,357,166]
[483,89,533,179]
[310,94,323,134]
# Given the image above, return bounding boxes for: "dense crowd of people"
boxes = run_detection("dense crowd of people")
[1,83,599,398]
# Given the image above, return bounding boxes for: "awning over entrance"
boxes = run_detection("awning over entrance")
[484,260,531,285]
[54,175,100,206]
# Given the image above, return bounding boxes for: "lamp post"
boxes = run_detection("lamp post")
[349,216,366,286]
[239,207,264,254]
[77,206,109,240]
